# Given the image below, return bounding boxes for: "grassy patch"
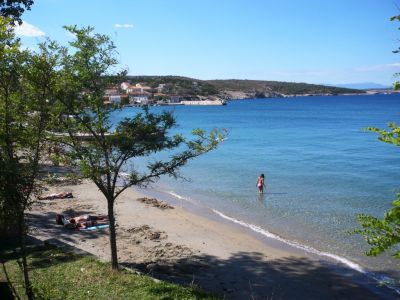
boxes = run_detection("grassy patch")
[0,243,219,299]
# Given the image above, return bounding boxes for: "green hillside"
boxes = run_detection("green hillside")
[206,79,364,95]
[125,76,364,98]
[126,75,218,96]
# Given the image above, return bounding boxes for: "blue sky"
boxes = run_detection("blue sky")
[15,0,400,85]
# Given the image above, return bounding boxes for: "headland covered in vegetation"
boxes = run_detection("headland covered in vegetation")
[105,75,368,107]
[124,75,365,101]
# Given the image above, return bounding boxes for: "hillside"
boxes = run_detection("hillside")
[126,75,218,97]
[126,76,364,99]
[206,79,365,98]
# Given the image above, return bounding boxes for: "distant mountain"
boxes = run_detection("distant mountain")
[327,82,391,90]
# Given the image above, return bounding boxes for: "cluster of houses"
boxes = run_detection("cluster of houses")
[103,81,227,106]
[103,82,181,106]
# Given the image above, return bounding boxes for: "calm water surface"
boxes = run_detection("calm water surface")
[111,94,400,284]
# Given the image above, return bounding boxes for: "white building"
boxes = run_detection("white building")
[120,82,130,91]
[104,88,121,105]
[129,92,151,105]
[110,95,121,104]
[156,84,165,93]
[126,83,152,94]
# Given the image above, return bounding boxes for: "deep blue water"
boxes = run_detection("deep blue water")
[111,94,400,280]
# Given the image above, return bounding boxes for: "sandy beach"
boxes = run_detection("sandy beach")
[28,179,391,299]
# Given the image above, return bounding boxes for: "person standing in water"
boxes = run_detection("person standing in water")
[256,173,265,193]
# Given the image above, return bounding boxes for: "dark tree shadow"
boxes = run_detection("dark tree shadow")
[0,282,14,300]
[0,236,88,300]
[26,209,108,246]
[122,251,398,300]
[18,203,399,299]
[2,230,396,299]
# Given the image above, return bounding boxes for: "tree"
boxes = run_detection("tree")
[353,15,400,258]
[0,17,59,299]
[50,26,226,269]
[354,124,400,258]
[391,14,400,90]
[0,0,34,24]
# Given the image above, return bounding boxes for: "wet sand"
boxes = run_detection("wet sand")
[29,179,390,299]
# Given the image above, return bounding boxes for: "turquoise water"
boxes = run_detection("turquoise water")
[111,94,400,283]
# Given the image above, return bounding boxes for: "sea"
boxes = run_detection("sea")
[110,94,400,292]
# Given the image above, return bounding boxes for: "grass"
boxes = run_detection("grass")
[0,242,220,300]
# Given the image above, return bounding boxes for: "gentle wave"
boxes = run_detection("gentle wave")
[212,209,365,272]
[212,209,400,295]
[166,190,199,206]
[164,191,365,272]
[167,191,186,200]
[161,189,400,294]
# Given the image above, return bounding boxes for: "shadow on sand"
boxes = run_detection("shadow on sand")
[23,206,398,299]
[122,250,397,300]
[27,209,107,245]
[0,235,89,300]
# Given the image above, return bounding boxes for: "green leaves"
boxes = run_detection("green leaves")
[0,1,33,25]
[47,25,228,198]
[35,24,228,269]
[0,20,59,281]
[390,15,400,22]
[354,123,400,258]
[354,15,400,258]
[366,123,400,146]
[354,195,400,258]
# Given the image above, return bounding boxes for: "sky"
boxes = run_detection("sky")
[14,0,400,85]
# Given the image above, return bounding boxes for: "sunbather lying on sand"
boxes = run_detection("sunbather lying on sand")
[39,192,73,200]
[56,214,108,229]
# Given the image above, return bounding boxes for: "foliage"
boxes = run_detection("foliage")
[0,19,59,229]
[0,17,26,236]
[0,0,34,24]
[50,26,226,270]
[126,75,219,96]
[0,16,59,299]
[355,193,400,258]
[207,79,364,95]
[354,124,400,258]
[391,15,400,90]
[124,76,362,98]
[353,14,400,259]
[0,243,220,299]
[368,123,400,146]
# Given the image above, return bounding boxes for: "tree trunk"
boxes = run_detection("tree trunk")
[19,215,34,300]
[107,199,119,269]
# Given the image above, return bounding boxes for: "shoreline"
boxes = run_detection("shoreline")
[29,179,396,299]
[137,184,400,296]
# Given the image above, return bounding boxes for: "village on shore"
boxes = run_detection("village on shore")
[104,81,227,107]
[103,78,398,108]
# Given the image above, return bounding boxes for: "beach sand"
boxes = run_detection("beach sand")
[28,179,389,299]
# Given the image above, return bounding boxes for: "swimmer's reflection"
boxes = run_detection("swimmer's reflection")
[257,193,266,206]
[257,192,287,206]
